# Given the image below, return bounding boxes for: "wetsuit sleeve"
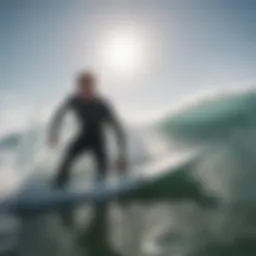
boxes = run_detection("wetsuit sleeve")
[104,101,127,158]
[48,97,72,140]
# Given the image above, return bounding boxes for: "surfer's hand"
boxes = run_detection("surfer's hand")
[47,136,59,148]
[116,156,128,173]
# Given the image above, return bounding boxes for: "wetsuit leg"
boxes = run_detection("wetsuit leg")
[92,142,108,182]
[54,137,88,188]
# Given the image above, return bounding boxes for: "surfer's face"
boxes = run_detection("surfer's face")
[77,73,97,97]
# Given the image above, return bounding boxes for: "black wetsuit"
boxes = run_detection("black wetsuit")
[49,95,126,187]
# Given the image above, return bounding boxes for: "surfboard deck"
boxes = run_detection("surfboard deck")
[0,150,206,215]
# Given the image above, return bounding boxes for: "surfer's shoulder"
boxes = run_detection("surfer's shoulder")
[65,94,78,106]
[55,95,76,110]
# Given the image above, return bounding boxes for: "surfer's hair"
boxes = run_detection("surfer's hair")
[76,70,97,85]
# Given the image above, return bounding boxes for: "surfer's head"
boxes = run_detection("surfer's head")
[76,70,97,97]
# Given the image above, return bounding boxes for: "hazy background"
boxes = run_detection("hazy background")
[1,0,256,135]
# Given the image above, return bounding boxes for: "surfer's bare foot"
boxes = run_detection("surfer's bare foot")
[52,179,63,189]
[52,174,68,189]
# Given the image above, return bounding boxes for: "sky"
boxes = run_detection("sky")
[1,0,256,135]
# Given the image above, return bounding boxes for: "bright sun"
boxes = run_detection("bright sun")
[102,30,142,74]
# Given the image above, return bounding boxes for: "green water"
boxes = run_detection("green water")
[3,89,256,255]
[6,200,256,256]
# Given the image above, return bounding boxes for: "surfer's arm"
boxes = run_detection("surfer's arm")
[48,98,72,144]
[104,101,127,159]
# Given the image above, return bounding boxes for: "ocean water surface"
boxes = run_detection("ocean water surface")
[1,88,256,255]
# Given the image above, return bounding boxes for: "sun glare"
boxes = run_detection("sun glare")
[102,30,143,74]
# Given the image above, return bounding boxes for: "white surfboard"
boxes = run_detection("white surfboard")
[0,149,203,215]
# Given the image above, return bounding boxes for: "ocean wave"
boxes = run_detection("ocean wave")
[2,87,256,255]
[1,87,256,205]
[155,87,256,202]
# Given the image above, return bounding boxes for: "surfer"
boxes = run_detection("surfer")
[47,71,127,188]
